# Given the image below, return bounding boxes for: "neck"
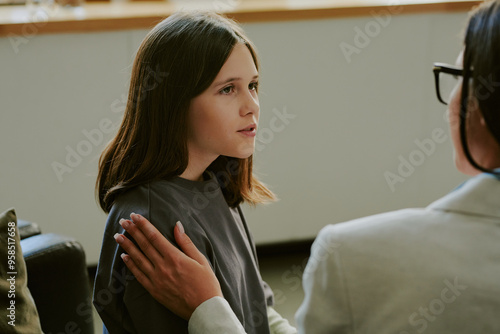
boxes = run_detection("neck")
[179,167,205,182]
[180,148,218,182]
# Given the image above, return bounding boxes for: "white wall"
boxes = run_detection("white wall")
[0,10,469,264]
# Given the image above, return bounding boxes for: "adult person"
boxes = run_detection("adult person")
[114,1,500,333]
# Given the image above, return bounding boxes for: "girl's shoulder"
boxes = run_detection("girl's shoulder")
[106,181,188,238]
[111,180,182,215]
[113,178,193,206]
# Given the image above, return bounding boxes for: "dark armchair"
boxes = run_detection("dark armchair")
[19,220,95,334]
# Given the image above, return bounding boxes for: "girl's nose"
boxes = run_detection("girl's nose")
[240,90,259,116]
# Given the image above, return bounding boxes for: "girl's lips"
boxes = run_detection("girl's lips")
[237,128,257,137]
[238,123,257,132]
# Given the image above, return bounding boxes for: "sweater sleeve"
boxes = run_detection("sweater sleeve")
[94,184,214,334]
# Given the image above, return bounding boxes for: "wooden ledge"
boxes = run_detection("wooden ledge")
[0,0,482,37]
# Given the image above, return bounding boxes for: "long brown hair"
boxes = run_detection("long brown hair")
[96,12,275,213]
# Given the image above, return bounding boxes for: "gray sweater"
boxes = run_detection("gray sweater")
[93,172,273,334]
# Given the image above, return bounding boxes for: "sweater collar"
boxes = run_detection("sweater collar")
[169,171,221,195]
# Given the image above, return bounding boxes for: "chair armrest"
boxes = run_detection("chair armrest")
[21,233,94,334]
[17,219,41,239]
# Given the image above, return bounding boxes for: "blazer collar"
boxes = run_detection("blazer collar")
[427,173,500,219]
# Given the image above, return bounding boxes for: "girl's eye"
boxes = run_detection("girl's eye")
[220,85,234,95]
[249,82,259,91]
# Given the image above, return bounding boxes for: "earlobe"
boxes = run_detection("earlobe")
[478,111,487,127]
[468,98,486,128]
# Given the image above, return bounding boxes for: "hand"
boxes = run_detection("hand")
[114,213,223,320]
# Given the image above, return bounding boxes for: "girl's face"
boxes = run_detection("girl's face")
[187,43,260,165]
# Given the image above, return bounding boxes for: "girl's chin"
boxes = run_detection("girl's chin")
[235,153,254,159]
[226,145,255,159]
[226,150,254,160]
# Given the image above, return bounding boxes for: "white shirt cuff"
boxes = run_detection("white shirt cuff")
[188,297,247,334]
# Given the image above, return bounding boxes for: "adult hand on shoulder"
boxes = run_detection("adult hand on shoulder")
[114,213,223,320]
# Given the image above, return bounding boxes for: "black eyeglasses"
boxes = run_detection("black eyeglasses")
[432,62,499,175]
[432,63,464,105]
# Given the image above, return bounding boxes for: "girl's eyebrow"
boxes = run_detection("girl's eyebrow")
[213,75,259,87]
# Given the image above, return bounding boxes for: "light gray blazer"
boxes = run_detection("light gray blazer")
[188,173,500,334]
[296,172,500,333]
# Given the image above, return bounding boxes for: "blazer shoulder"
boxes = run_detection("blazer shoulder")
[317,208,434,242]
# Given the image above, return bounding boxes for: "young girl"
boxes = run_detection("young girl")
[114,2,500,333]
[93,11,294,334]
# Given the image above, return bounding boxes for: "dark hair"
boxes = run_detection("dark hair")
[96,12,275,213]
[461,0,500,172]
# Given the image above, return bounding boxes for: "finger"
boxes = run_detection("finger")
[120,253,155,292]
[174,221,211,266]
[129,214,180,257]
[115,232,155,275]
[120,218,163,265]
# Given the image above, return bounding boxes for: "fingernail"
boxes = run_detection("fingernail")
[114,233,124,243]
[130,212,139,221]
[176,221,184,234]
[119,219,130,229]
[120,253,128,263]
